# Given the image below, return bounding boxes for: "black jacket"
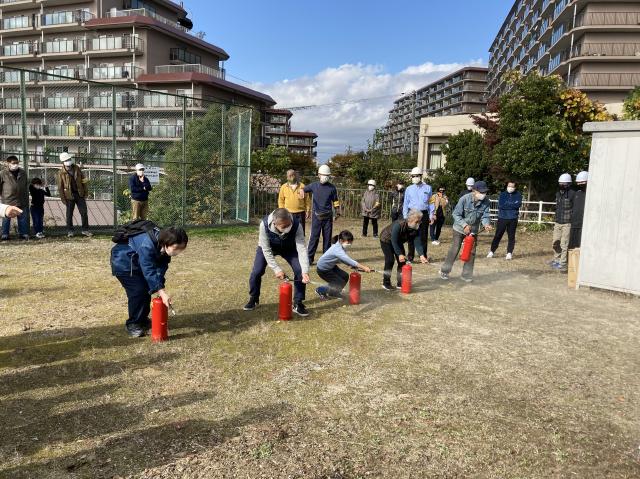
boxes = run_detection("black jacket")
[29,185,51,208]
[555,188,576,224]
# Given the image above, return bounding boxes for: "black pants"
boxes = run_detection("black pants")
[249,246,305,303]
[408,209,429,260]
[429,215,445,241]
[116,273,151,327]
[318,266,349,296]
[308,214,333,263]
[381,241,406,287]
[490,218,518,254]
[66,196,89,232]
[391,210,400,222]
[291,211,306,234]
[362,217,378,236]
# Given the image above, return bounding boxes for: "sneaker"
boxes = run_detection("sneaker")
[552,262,567,271]
[35,232,45,239]
[439,271,449,280]
[243,298,259,311]
[293,302,309,317]
[67,231,74,238]
[81,230,93,237]
[487,251,494,258]
[382,283,394,291]
[373,234,378,238]
[126,323,145,338]
[505,253,513,260]
[1,235,8,241]
[315,286,329,300]
[20,234,29,241]
[461,276,473,283]
[432,240,440,245]
[546,259,558,267]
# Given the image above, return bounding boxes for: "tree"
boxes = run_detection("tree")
[623,86,640,120]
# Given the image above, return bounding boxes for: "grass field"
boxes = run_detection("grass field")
[1,220,639,478]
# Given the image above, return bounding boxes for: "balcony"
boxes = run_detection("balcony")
[572,43,640,58]
[1,69,39,83]
[0,96,37,109]
[1,15,35,35]
[89,65,143,81]
[154,63,225,80]
[569,72,640,88]
[575,11,640,27]
[40,10,94,30]
[0,0,36,12]
[0,42,37,61]
[41,67,87,81]
[265,126,286,134]
[39,38,85,57]
[105,8,188,32]
[85,35,144,55]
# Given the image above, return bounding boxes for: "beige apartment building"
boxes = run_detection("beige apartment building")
[488,0,640,110]
[381,67,487,157]
[262,108,317,157]
[0,0,275,159]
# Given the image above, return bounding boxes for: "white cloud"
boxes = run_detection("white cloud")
[251,59,486,162]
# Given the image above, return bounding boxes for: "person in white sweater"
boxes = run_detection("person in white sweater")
[0,203,22,219]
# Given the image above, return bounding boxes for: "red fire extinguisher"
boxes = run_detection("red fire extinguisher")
[401,263,412,294]
[151,297,168,342]
[349,270,361,305]
[278,279,293,321]
[460,233,476,262]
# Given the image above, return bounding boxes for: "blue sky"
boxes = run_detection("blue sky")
[182,0,515,159]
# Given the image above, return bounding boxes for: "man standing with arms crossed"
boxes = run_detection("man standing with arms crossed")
[402,167,435,262]
[278,169,310,233]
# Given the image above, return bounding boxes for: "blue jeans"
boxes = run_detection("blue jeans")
[2,208,29,237]
[249,246,306,303]
[31,206,44,234]
[116,273,151,327]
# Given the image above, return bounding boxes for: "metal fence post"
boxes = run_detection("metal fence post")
[219,105,225,224]
[112,85,117,226]
[181,96,187,227]
[538,201,543,224]
[19,70,31,233]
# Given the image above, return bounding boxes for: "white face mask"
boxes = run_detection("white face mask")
[467,185,473,190]
[162,245,184,257]
[507,186,516,193]
[341,242,351,249]
[408,222,420,230]
[63,160,73,167]
[277,224,292,235]
[397,184,403,191]
[411,176,421,185]
[367,185,375,191]
[319,175,329,184]
[136,170,144,177]
[8,163,19,171]
[475,192,487,201]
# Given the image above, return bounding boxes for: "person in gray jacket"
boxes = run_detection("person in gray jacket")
[439,180,492,282]
[361,179,381,237]
[244,208,311,316]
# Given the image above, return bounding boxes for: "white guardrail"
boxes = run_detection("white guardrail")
[489,199,556,224]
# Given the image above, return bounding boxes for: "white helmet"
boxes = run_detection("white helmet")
[367,179,376,186]
[558,173,572,184]
[410,167,422,176]
[576,171,588,183]
[134,163,145,171]
[318,164,331,176]
[59,152,73,162]
[466,177,475,187]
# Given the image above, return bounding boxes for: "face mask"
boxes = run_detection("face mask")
[137,170,144,177]
[560,184,570,190]
[319,175,329,184]
[467,186,473,190]
[367,185,375,191]
[397,185,403,191]
[162,246,183,257]
[63,160,73,167]
[342,243,351,249]
[507,187,516,193]
[408,222,420,230]
[8,164,19,171]
[277,225,292,235]
[475,193,487,201]
[411,176,421,185]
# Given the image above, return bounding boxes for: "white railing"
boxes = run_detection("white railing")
[105,8,187,32]
[154,63,225,80]
[489,199,555,224]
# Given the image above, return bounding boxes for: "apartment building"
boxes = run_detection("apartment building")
[488,0,640,108]
[381,67,487,157]
[0,0,275,159]
[262,108,317,157]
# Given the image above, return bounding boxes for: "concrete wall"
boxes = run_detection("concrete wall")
[417,114,481,172]
[578,121,640,296]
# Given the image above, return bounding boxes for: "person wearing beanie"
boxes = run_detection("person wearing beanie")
[129,163,153,220]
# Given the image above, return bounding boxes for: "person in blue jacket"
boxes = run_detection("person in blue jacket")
[129,163,153,220]
[111,225,188,337]
[488,181,523,260]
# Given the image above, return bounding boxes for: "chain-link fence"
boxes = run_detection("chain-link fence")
[0,65,252,231]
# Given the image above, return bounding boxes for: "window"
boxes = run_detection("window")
[170,48,201,64]
[428,143,443,170]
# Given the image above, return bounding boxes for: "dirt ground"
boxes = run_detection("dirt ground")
[1,220,639,478]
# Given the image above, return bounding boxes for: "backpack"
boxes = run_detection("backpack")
[112,219,158,245]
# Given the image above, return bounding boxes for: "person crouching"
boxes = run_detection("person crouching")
[379,209,428,291]
[111,225,188,337]
[244,208,311,316]
[316,230,371,299]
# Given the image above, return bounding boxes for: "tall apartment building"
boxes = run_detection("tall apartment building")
[262,108,317,157]
[0,0,275,159]
[488,0,640,107]
[381,67,488,157]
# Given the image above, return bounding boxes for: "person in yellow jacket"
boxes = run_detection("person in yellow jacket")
[278,169,311,232]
